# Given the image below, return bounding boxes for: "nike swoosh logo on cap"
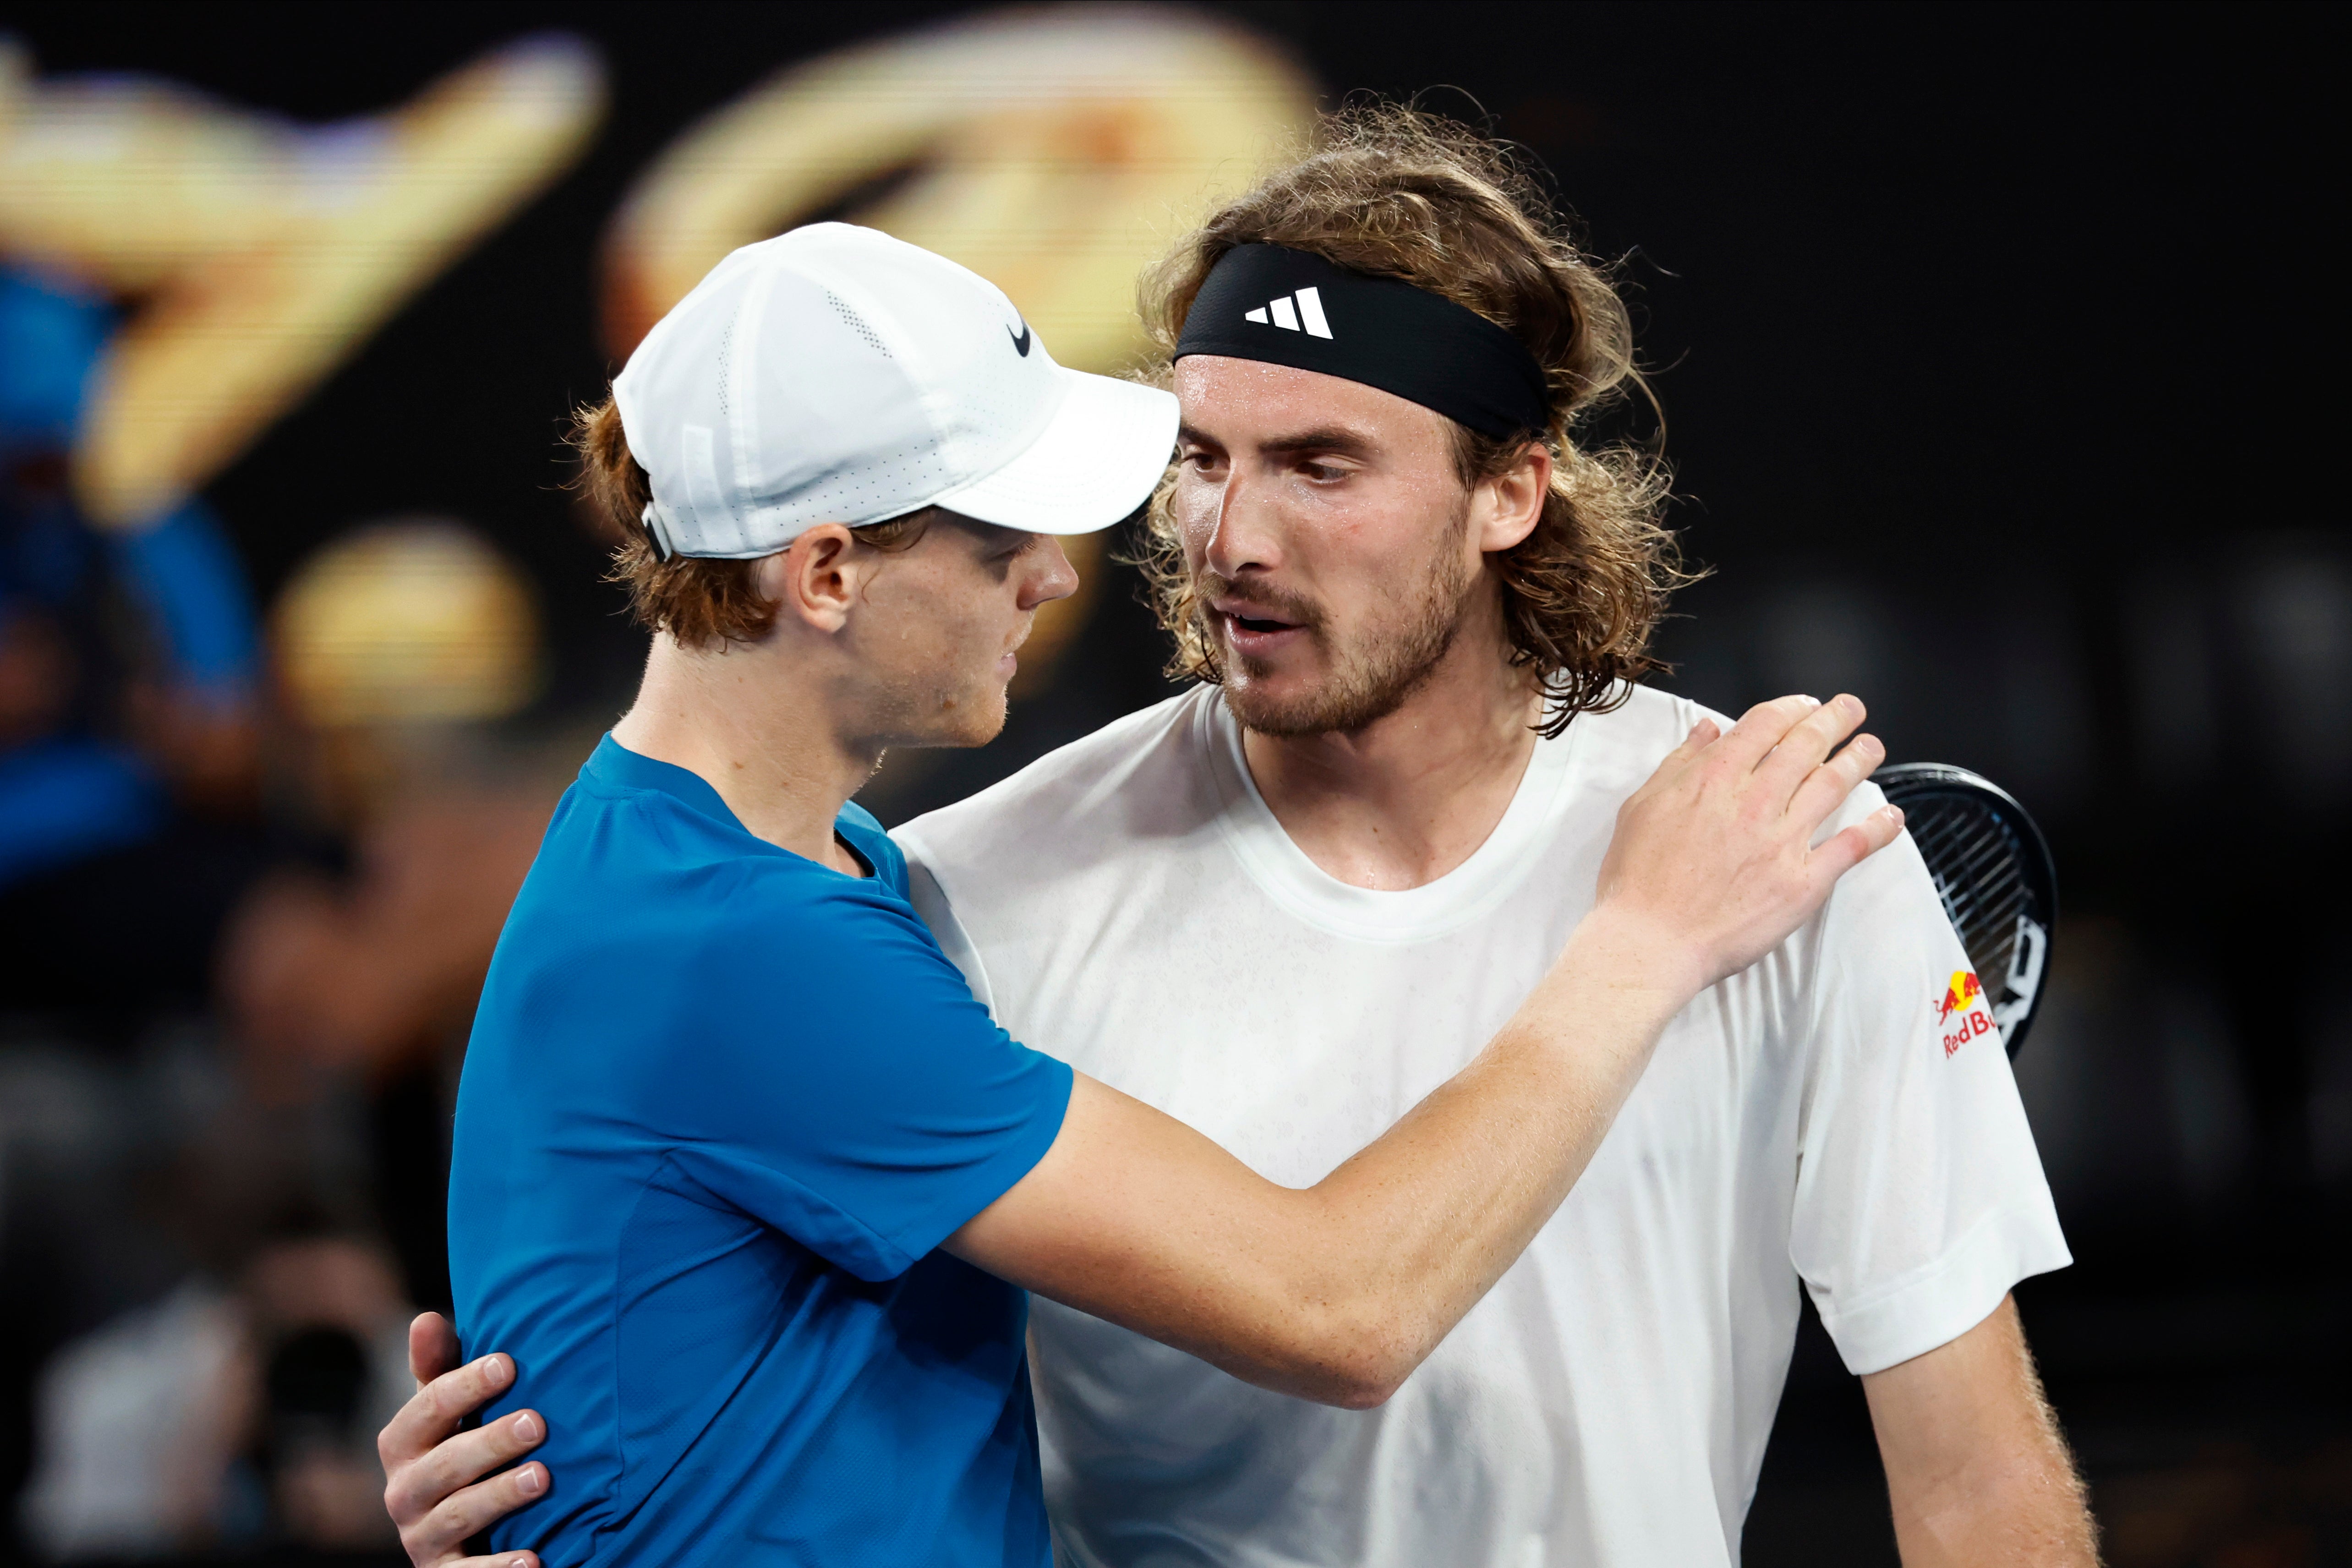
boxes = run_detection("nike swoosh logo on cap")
[1007,321,1032,357]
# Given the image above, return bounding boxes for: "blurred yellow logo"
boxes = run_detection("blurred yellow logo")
[2,9,1317,705]
[0,36,606,531]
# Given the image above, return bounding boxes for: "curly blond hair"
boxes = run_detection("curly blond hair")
[1135,105,1690,736]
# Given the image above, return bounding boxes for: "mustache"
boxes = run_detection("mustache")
[1192,571,1325,631]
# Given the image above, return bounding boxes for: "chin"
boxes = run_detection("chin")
[1224,678,1339,738]
[1223,652,1319,717]
[924,688,1011,751]
[1224,665,1416,739]
[957,709,1010,748]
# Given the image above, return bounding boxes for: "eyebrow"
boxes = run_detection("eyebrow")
[1177,423,1381,459]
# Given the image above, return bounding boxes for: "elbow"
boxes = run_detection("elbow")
[1283,1362,1401,1410]
[1323,1372,1404,1411]
[1285,1311,1422,1410]
[1231,1246,1432,1407]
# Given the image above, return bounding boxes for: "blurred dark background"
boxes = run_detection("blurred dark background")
[0,2,2341,1563]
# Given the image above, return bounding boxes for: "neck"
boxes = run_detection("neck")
[1241,592,1542,892]
[610,634,872,874]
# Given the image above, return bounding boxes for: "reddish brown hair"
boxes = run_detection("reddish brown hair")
[572,396,930,646]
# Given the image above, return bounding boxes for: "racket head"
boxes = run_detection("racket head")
[1873,762,2059,1058]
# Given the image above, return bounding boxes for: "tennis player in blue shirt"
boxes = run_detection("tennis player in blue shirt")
[385,224,1900,1568]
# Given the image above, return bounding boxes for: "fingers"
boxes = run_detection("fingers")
[1786,729,1886,831]
[410,1311,460,1389]
[385,1405,546,1527]
[1709,694,1826,773]
[1668,716,1721,763]
[1753,694,1866,805]
[1636,717,1721,799]
[402,1459,550,1564]
[449,1556,538,1568]
[1809,803,1906,890]
[1707,694,1870,825]
[379,1351,514,1471]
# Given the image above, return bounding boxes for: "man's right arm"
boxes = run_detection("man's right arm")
[384,692,1898,1560]
[946,693,1898,1405]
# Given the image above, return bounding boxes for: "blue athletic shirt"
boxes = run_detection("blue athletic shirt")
[449,735,1072,1567]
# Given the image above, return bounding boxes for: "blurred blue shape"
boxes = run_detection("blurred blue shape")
[111,499,262,698]
[0,267,111,454]
[0,264,257,890]
[0,737,163,887]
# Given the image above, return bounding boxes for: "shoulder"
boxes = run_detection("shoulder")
[1584,680,1725,745]
[894,688,1214,877]
[523,780,913,958]
[1568,683,1893,830]
[531,773,744,897]
[1558,682,1727,797]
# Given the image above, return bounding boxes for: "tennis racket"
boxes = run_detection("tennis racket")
[1873,763,2058,1058]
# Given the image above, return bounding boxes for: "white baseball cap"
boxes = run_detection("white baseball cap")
[610,224,1178,558]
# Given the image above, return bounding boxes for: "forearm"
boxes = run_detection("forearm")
[1865,1298,2099,1567]
[1281,913,1693,1388]
[957,912,1692,1407]
[1885,1456,2098,1568]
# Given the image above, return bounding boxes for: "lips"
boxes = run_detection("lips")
[1209,596,1304,630]
[1211,598,1307,658]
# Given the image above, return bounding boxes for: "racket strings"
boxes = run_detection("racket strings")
[1907,798,2031,999]
[1874,762,2056,1058]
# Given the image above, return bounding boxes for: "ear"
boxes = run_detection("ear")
[1471,442,1552,554]
[764,524,865,634]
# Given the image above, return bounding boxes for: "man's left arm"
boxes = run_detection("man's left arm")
[1784,783,2092,1562]
[1862,1294,2099,1567]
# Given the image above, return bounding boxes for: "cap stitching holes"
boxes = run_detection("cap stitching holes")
[714,321,734,421]
[826,291,891,359]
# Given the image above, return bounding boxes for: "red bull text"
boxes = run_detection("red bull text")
[1937,970,1992,1056]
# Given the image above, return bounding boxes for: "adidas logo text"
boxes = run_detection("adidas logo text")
[1243,286,1332,339]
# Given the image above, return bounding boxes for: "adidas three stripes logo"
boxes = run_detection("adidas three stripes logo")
[1243,286,1333,339]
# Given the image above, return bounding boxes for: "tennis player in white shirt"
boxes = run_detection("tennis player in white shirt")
[386,109,2097,1566]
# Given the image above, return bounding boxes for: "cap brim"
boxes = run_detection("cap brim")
[930,368,1179,535]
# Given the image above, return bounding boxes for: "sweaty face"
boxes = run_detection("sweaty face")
[849,514,1078,749]
[1171,357,1483,737]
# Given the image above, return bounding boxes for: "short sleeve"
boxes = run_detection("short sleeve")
[1788,784,2072,1375]
[646,863,1071,1283]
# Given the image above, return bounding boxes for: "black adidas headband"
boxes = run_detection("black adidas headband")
[1172,244,1553,439]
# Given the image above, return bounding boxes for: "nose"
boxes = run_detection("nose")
[1019,537,1081,610]
[1200,467,1281,581]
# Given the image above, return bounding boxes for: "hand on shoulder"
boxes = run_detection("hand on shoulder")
[1586,693,1901,1003]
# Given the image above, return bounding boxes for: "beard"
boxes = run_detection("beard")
[1201,510,1477,738]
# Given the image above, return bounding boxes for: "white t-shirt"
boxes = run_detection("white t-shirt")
[895,683,2069,1568]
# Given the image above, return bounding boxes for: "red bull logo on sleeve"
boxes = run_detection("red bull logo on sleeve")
[1937,969,1993,1055]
